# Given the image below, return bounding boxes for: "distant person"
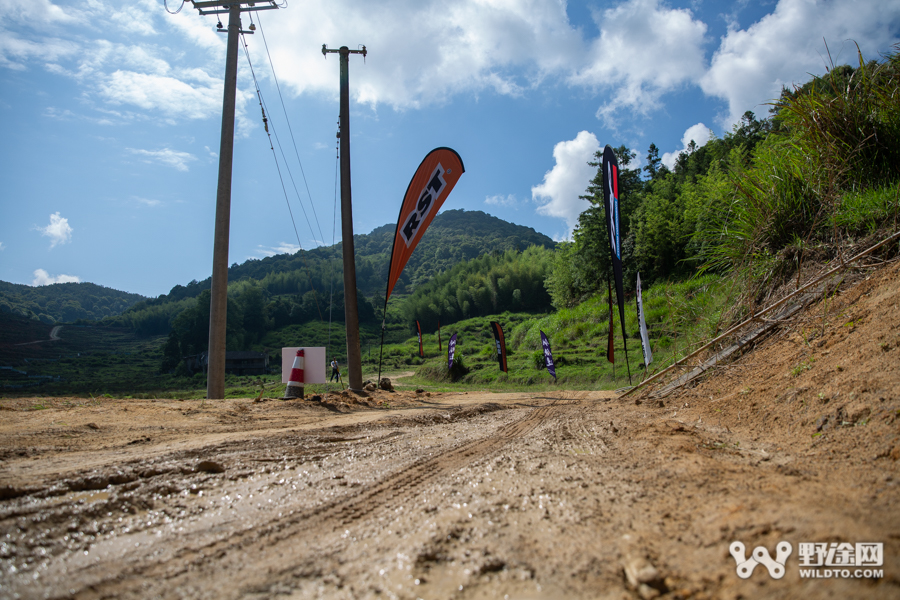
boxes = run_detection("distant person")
[330,357,340,382]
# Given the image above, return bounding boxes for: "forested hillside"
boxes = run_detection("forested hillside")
[407,44,900,387]
[404,246,554,332]
[224,208,555,295]
[58,210,553,371]
[3,46,897,394]
[0,281,145,324]
[549,46,899,313]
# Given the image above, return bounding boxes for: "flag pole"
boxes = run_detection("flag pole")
[636,285,647,381]
[377,297,387,385]
[618,269,632,385]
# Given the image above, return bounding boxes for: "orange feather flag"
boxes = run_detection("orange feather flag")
[385,148,465,302]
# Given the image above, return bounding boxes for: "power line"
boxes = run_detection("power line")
[254,13,327,246]
[260,95,323,246]
[164,0,186,15]
[240,30,322,249]
[326,126,340,385]
[240,33,323,321]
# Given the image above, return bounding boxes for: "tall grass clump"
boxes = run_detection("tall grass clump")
[780,45,900,196]
[698,44,900,300]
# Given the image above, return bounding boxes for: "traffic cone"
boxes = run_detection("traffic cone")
[284,348,305,399]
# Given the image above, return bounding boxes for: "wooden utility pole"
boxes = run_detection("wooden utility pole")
[322,44,366,391]
[189,1,281,400]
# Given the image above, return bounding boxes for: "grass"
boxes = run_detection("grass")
[0,268,771,397]
[790,359,814,378]
[3,273,733,397]
[377,275,733,390]
[833,184,900,234]
[697,45,900,302]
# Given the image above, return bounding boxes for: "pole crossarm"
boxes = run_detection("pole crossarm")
[322,45,367,58]
[191,1,281,15]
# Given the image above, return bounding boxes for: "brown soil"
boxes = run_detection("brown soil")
[1,262,899,599]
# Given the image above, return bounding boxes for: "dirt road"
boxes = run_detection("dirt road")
[1,261,899,599]
[14,325,62,347]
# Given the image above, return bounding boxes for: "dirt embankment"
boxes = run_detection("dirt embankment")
[0,261,899,600]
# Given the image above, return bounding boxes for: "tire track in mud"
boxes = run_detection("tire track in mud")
[327,402,558,528]
[64,401,562,600]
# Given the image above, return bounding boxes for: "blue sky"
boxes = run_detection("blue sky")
[1,0,898,298]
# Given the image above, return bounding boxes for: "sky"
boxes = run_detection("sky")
[1,0,899,298]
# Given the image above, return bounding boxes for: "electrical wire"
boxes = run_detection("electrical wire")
[163,0,186,15]
[241,33,323,321]
[240,19,322,248]
[259,94,323,247]
[326,129,340,398]
[254,13,327,246]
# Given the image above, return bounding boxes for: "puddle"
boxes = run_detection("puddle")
[71,491,110,503]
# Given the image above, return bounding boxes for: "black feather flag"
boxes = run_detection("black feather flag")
[602,145,631,383]
[489,321,508,372]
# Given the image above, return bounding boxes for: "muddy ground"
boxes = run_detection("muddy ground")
[1,260,899,600]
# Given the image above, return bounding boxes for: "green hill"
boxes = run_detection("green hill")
[109,209,555,336]
[0,281,146,324]
[151,208,554,303]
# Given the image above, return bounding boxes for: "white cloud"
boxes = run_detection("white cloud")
[701,0,900,128]
[254,243,302,258]
[133,196,161,207]
[43,106,75,120]
[5,0,897,149]
[661,122,713,169]
[37,212,73,248]
[250,0,583,110]
[100,69,223,121]
[0,1,245,126]
[128,147,197,172]
[0,241,5,250]
[32,269,80,286]
[0,32,79,69]
[572,0,708,125]
[532,131,600,235]
[109,2,160,37]
[485,194,518,207]
[0,0,83,26]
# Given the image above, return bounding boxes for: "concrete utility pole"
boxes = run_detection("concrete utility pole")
[189,1,281,400]
[322,44,366,392]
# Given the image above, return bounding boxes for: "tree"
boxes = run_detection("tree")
[238,283,267,344]
[644,143,662,179]
[160,331,183,373]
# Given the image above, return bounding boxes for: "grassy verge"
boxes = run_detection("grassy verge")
[2,276,736,397]
[376,275,735,390]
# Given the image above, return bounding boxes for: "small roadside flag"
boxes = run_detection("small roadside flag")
[448,333,458,369]
[540,330,556,380]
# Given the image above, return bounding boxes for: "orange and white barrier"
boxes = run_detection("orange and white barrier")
[280,347,326,384]
[283,348,305,399]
